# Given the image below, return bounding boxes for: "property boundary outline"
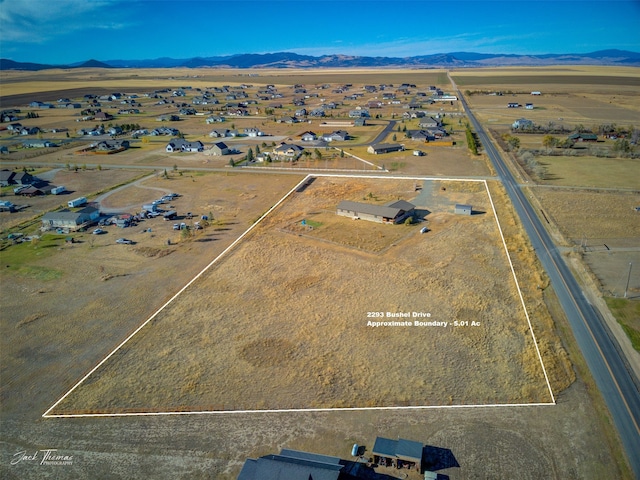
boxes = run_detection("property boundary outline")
[43,174,555,419]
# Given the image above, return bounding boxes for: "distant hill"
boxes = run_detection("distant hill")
[74,59,113,69]
[3,49,640,71]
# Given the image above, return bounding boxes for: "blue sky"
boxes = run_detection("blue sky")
[1,0,639,64]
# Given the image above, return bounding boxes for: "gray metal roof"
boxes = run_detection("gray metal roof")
[337,200,415,220]
[372,436,423,463]
[237,449,343,480]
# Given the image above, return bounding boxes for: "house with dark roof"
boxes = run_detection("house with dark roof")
[301,131,317,142]
[209,142,230,156]
[371,437,424,473]
[95,140,129,152]
[94,111,114,121]
[0,169,16,186]
[238,449,343,480]
[12,171,35,185]
[337,200,415,224]
[418,117,442,129]
[273,143,305,161]
[166,139,204,153]
[568,132,598,142]
[367,143,404,155]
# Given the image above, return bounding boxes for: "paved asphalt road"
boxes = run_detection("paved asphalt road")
[453,82,640,478]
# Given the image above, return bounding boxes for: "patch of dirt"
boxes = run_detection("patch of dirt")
[133,246,175,258]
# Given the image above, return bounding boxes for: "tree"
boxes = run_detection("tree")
[465,126,478,155]
[314,148,322,160]
[542,135,557,148]
[246,147,254,162]
[229,158,235,167]
[392,133,397,142]
[613,138,631,154]
[340,149,344,158]
[255,144,261,155]
[507,136,520,151]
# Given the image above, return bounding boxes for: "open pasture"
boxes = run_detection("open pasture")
[451,66,640,90]
[534,155,640,189]
[465,92,640,127]
[531,188,640,245]
[48,176,557,416]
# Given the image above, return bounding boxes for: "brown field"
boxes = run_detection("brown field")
[46,176,568,415]
[464,92,640,127]
[531,189,640,245]
[535,156,640,189]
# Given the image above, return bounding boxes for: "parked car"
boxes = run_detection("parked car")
[92,228,105,235]
[116,238,133,244]
[173,223,180,230]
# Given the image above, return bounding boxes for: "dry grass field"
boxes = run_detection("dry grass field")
[454,66,640,128]
[46,176,572,415]
[535,155,640,189]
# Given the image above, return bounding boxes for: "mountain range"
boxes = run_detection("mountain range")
[2,50,640,71]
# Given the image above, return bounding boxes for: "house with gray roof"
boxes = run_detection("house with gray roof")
[42,206,100,231]
[0,169,17,186]
[209,129,231,138]
[349,109,370,118]
[166,139,204,153]
[337,199,415,224]
[367,143,404,155]
[238,448,343,480]
[512,118,534,130]
[418,117,442,128]
[321,130,349,142]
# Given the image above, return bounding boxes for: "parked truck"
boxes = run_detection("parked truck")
[163,210,177,220]
[67,196,87,208]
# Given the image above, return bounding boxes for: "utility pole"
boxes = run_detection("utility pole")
[624,262,632,298]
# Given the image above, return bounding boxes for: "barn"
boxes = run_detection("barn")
[337,199,415,224]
